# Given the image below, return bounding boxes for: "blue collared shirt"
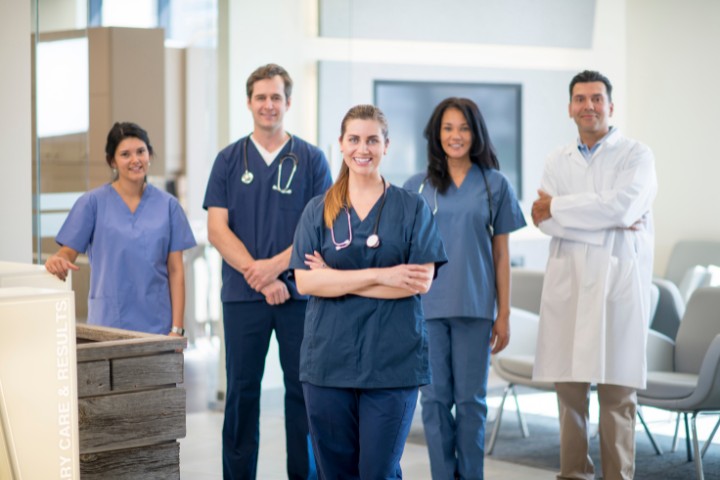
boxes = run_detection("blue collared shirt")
[577,126,614,161]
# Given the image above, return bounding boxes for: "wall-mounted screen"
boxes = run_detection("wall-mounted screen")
[374,80,522,197]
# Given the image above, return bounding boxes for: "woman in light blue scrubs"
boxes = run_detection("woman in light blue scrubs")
[45,122,196,336]
[291,105,447,479]
[404,98,526,480]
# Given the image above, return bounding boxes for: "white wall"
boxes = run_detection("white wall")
[0,1,32,263]
[225,0,629,269]
[227,0,319,141]
[222,0,630,387]
[626,0,720,275]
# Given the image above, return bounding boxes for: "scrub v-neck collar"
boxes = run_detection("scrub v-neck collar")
[108,182,150,217]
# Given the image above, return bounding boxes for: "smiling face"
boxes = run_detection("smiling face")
[111,137,150,183]
[569,81,614,145]
[339,118,389,179]
[247,75,291,133]
[440,107,473,163]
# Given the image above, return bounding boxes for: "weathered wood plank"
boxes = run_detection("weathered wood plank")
[77,324,150,342]
[79,388,186,453]
[77,360,111,397]
[112,353,184,391]
[76,324,186,362]
[80,442,180,480]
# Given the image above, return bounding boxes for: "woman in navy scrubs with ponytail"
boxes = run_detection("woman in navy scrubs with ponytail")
[291,104,447,479]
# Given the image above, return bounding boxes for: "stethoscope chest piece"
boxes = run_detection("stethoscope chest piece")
[241,170,254,184]
[366,234,380,249]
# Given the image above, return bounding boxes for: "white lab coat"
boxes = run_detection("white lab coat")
[532,128,657,389]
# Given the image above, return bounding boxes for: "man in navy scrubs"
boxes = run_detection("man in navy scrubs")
[203,63,332,480]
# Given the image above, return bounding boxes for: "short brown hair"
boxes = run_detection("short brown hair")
[246,63,293,99]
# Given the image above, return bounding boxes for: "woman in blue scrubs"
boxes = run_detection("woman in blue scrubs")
[291,105,447,479]
[45,122,196,336]
[403,98,526,480]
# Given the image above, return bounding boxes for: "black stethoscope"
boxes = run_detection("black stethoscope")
[240,134,299,194]
[331,178,388,250]
[418,167,495,236]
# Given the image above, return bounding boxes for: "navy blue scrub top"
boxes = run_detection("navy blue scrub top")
[290,185,447,389]
[203,135,332,303]
[404,165,526,320]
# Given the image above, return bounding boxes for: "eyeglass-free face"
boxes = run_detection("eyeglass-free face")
[339,119,388,179]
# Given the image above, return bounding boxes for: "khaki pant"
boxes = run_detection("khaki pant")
[555,382,637,480]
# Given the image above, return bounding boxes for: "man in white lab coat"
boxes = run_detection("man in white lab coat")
[531,70,657,480]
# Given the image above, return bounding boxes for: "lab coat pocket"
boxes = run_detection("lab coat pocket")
[542,256,573,302]
[606,256,636,302]
[540,256,574,323]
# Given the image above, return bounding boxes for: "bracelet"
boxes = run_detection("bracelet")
[171,326,185,336]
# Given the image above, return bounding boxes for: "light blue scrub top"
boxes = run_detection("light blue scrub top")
[56,183,197,334]
[404,165,526,321]
[203,135,332,303]
[290,186,447,389]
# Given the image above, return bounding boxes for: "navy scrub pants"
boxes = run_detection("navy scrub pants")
[303,383,418,480]
[222,300,315,480]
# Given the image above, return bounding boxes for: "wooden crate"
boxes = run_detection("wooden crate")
[76,325,187,480]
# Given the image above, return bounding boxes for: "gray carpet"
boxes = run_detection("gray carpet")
[405,395,720,479]
[486,410,720,479]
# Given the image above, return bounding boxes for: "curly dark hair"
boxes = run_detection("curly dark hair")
[424,97,499,194]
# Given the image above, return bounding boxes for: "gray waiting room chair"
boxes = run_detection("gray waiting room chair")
[487,307,553,455]
[639,286,720,480]
[650,277,685,341]
[663,240,720,287]
[650,239,720,340]
[508,268,544,315]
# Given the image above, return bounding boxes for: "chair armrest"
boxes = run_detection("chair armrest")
[646,329,674,371]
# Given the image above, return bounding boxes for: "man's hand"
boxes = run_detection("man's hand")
[627,215,647,231]
[261,279,290,305]
[531,189,553,226]
[244,258,283,292]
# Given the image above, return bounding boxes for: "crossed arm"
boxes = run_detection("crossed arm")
[295,251,435,299]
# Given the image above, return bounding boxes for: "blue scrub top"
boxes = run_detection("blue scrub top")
[290,185,447,389]
[56,183,197,334]
[404,165,526,320]
[203,135,332,302]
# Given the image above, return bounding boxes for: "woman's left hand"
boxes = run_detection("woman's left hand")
[491,312,510,354]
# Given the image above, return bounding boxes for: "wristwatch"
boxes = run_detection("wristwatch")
[171,326,185,336]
